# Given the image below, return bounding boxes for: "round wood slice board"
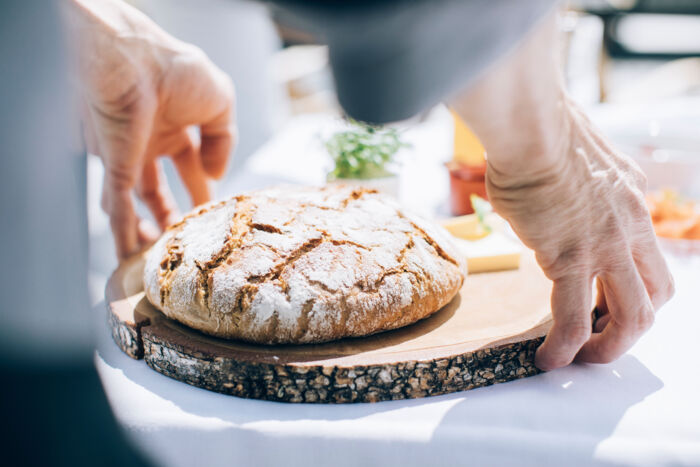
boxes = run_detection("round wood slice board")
[106,250,553,403]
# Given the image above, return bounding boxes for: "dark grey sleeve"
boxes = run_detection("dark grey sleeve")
[270,0,559,123]
[0,1,92,365]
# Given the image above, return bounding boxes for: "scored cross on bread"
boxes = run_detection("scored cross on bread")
[144,185,466,344]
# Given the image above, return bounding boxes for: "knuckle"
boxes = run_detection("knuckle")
[536,245,589,280]
[629,308,655,333]
[620,186,647,216]
[624,161,648,192]
[665,275,676,301]
[653,275,675,307]
[176,43,208,67]
[97,80,156,119]
[187,44,208,61]
[186,45,233,96]
[559,320,592,346]
[106,167,136,193]
[635,169,648,192]
[632,199,650,221]
[137,184,159,203]
[612,196,650,232]
[639,311,655,332]
[220,74,235,105]
[648,289,663,309]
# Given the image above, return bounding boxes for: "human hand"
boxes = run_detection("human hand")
[486,102,674,370]
[452,14,674,370]
[66,0,236,259]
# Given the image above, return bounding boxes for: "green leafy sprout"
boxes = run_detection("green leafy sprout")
[326,119,409,180]
[470,194,493,234]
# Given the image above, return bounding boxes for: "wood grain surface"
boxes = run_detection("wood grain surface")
[106,250,553,403]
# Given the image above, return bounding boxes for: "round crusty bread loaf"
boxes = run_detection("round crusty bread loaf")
[143,185,466,344]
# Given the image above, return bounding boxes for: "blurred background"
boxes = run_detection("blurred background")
[87,0,700,304]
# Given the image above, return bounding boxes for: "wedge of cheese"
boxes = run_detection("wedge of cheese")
[453,233,522,274]
[442,213,490,240]
[442,213,522,274]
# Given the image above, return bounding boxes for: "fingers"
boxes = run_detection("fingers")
[535,274,593,371]
[105,187,140,259]
[577,260,655,364]
[89,94,157,259]
[170,130,211,206]
[160,48,236,179]
[633,234,675,309]
[200,80,236,179]
[136,159,179,230]
[577,319,635,366]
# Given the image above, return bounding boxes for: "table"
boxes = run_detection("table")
[95,107,700,466]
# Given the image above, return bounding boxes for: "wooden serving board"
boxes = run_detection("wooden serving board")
[106,251,553,403]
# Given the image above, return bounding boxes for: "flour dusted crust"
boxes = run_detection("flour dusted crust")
[143,185,466,344]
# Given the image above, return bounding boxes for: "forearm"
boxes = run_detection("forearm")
[451,13,571,179]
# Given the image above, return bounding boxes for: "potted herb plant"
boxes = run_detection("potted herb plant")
[325,120,408,197]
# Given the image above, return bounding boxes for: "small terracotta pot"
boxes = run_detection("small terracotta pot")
[446,161,488,215]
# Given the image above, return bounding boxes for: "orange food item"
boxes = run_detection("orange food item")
[447,110,488,216]
[446,161,487,216]
[646,189,700,240]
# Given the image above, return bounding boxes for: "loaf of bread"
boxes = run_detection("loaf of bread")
[143,185,466,344]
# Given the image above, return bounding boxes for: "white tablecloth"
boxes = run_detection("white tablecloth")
[95,108,700,466]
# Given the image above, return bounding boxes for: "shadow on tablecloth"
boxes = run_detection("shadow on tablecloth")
[94,299,662,467]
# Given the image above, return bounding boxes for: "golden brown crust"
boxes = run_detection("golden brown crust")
[143,185,466,344]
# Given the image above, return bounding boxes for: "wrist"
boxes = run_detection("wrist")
[484,90,573,180]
